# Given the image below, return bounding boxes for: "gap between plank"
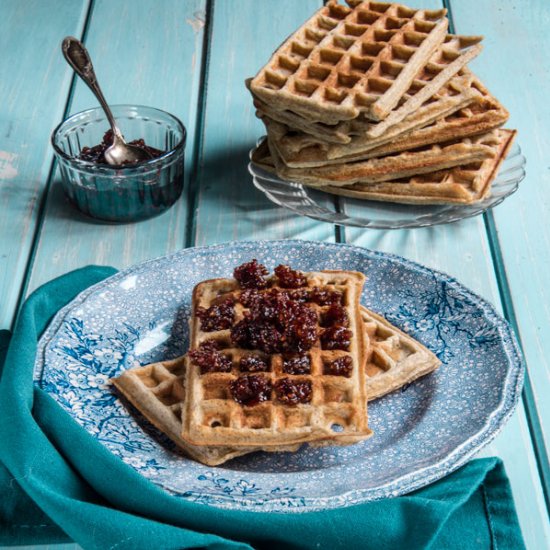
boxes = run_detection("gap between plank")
[185,0,214,248]
[445,0,550,510]
[10,0,95,332]
[484,210,550,510]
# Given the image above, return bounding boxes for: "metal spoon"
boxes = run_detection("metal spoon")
[61,36,151,165]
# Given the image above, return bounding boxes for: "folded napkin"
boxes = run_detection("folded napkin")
[0,267,526,550]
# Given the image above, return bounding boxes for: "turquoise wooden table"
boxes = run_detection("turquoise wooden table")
[1,0,548,548]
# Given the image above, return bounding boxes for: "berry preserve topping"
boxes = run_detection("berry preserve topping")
[196,297,235,332]
[275,378,312,405]
[196,339,220,352]
[189,341,232,374]
[275,264,308,288]
[234,259,269,289]
[321,325,352,351]
[284,306,318,352]
[78,130,165,165]
[240,355,270,373]
[231,289,318,353]
[321,304,349,327]
[239,289,262,308]
[284,289,310,302]
[240,288,308,309]
[246,288,291,324]
[309,287,343,306]
[230,374,272,406]
[283,355,311,375]
[231,319,283,354]
[324,355,353,377]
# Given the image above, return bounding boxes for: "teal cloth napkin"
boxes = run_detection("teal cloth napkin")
[0,267,526,550]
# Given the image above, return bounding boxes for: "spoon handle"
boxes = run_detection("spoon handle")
[61,37,122,140]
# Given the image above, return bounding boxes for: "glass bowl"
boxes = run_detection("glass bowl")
[51,105,186,223]
[249,140,526,229]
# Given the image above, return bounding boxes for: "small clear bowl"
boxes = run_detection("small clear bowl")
[51,105,186,223]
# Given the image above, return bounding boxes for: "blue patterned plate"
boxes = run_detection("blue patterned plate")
[34,241,524,512]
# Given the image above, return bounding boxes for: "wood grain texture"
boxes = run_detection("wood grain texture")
[0,0,89,329]
[449,0,550,491]
[344,221,550,547]
[25,0,207,295]
[192,0,335,246]
[340,0,550,546]
[2,0,547,548]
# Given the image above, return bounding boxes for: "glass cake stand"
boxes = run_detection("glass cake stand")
[249,142,526,230]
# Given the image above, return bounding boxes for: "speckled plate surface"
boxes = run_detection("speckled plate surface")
[33,240,524,512]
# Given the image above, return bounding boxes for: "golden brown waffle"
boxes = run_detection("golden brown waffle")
[252,34,484,145]
[319,129,516,204]
[111,357,302,466]
[250,138,276,170]
[111,357,250,466]
[268,131,498,187]
[263,72,508,168]
[182,271,371,448]
[249,1,448,123]
[111,306,440,465]
[258,73,479,154]
[363,34,482,137]
[362,309,440,399]
[251,129,516,205]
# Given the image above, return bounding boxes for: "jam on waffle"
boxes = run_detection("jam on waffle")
[181,260,372,448]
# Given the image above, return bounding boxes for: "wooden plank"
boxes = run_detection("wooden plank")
[0,0,89,329]
[192,0,548,546]
[10,1,546,549]
[192,0,335,246]
[449,0,550,495]
[344,219,550,547]
[339,1,549,546]
[25,0,207,294]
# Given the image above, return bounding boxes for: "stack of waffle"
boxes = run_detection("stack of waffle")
[113,261,440,466]
[247,0,516,205]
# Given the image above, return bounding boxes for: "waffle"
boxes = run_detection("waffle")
[252,92,359,145]
[182,270,372,447]
[319,129,516,204]
[258,73,480,157]
[249,1,449,123]
[268,131,498,187]
[250,138,276,171]
[252,34,483,145]
[111,357,251,465]
[112,304,440,465]
[362,309,440,399]
[263,72,508,167]
[252,129,515,204]
[111,357,304,465]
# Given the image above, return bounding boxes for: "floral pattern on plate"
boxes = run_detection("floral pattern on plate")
[34,240,524,512]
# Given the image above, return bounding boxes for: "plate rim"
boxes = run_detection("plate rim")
[34,239,526,511]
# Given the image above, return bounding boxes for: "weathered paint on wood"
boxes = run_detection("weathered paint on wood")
[192,0,335,246]
[0,0,89,329]
[450,0,550,496]
[25,0,207,294]
[1,0,548,547]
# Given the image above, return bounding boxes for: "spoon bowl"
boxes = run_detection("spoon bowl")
[104,138,152,165]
